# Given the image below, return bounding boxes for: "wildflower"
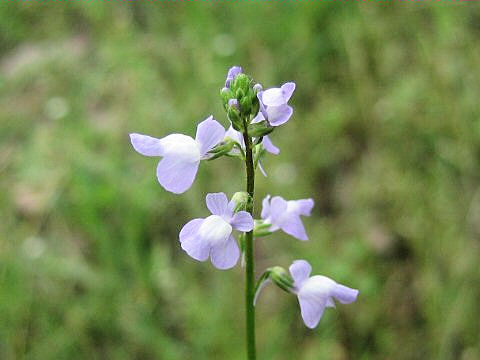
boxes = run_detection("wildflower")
[179,192,253,269]
[256,82,295,126]
[261,195,314,240]
[289,260,359,329]
[130,116,225,194]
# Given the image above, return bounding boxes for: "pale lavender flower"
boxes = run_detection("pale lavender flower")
[179,192,253,270]
[225,66,243,88]
[130,116,225,194]
[289,260,359,329]
[261,195,314,240]
[256,82,296,127]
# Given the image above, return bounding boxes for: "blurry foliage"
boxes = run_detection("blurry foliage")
[1,3,480,360]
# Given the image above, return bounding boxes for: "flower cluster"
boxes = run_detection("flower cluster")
[129,66,358,330]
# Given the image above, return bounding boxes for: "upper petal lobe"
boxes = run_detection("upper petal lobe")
[206,193,229,216]
[195,117,226,156]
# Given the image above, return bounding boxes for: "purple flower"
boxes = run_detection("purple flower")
[289,260,359,329]
[256,82,296,127]
[261,195,314,241]
[225,66,243,88]
[179,192,254,270]
[130,116,225,194]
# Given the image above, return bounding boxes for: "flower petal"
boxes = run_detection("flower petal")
[195,116,225,156]
[130,133,164,156]
[281,82,296,102]
[179,218,209,261]
[210,235,240,270]
[251,110,265,124]
[298,295,326,329]
[262,135,280,155]
[230,211,254,232]
[262,87,286,107]
[225,66,242,87]
[332,284,359,304]
[261,195,271,220]
[288,199,314,216]
[281,214,309,241]
[257,92,268,119]
[206,193,229,216]
[267,105,293,127]
[156,156,199,194]
[289,260,312,287]
[269,196,288,224]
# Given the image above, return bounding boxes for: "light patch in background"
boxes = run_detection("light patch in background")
[22,236,46,259]
[212,34,236,57]
[273,162,297,185]
[45,97,69,120]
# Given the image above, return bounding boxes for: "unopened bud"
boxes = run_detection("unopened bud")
[231,191,251,212]
[207,139,235,161]
[247,121,273,138]
[254,266,295,306]
[228,98,239,110]
[268,266,295,292]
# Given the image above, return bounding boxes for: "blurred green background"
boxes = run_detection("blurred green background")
[1,3,480,360]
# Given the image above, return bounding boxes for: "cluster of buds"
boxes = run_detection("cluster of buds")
[221,66,260,131]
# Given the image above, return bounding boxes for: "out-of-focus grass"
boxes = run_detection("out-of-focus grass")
[1,3,480,360]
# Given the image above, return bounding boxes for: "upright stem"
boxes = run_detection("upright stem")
[243,125,256,360]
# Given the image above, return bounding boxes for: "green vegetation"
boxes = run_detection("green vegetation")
[1,4,480,359]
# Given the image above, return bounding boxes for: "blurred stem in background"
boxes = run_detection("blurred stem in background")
[243,121,256,360]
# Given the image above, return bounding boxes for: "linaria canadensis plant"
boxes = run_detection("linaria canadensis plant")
[130,66,359,359]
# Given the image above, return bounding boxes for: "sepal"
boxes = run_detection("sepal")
[207,139,235,160]
[231,191,251,213]
[253,220,272,237]
[247,121,274,138]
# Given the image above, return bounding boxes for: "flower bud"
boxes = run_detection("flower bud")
[207,139,235,161]
[253,83,263,93]
[247,121,274,138]
[225,70,259,124]
[231,191,251,212]
[235,88,245,100]
[220,87,233,108]
[228,109,243,132]
[268,266,295,292]
[254,266,295,305]
[228,98,239,109]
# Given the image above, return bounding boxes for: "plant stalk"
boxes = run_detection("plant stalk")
[243,123,256,360]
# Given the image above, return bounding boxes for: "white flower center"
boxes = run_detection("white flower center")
[198,215,232,247]
[298,276,335,301]
[161,134,201,163]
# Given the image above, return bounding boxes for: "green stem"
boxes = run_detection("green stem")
[243,123,256,360]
